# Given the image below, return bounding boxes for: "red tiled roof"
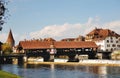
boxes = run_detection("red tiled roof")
[86,28,120,41]
[18,41,98,49]
[54,41,97,48]
[19,41,51,49]
[88,28,119,37]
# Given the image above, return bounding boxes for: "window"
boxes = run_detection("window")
[107,40,109,43]
[77,49,81,52]
[85,49,89,51]
[116,41,118,43]
[116,37,118,39]
[111,41,113,43]
[111,48,113,51]
[117,45,120,48]
[106,49,108,51]
[100,35,102,38]
[111,37,113,40]
[112,44,116,47]
[107,44,110,47]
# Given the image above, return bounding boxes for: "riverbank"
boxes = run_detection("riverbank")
[27,60,120,66]
[0,70,21,78]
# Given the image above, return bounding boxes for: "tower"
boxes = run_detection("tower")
[6,29,15,47]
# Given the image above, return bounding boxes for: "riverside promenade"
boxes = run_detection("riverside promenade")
[27,59,120,66]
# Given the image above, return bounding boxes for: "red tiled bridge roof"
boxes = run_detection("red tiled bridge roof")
[18,41,98,50]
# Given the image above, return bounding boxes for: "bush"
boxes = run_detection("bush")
[1,43,13,55]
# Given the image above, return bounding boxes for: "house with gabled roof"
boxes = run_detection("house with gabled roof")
[85,28,120,52]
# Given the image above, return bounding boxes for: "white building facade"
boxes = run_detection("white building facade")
[95,36,120,51]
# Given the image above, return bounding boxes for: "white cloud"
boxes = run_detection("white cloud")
[30,17,120,41]
[30,23,83,40]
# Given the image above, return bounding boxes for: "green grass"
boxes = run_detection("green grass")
[0,70,21,78]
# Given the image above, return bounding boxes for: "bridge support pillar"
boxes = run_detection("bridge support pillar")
[23,56,28,63]
[18,56,24,64]
[50,54,54,62]
[0,57,4,64]
[68,54,79,62]
[5,57,12,64]
[0,57,12,64]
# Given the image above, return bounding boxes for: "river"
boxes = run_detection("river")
[0,63,120,78]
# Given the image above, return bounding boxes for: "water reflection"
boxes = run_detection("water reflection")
[86,66,107,78]
[0,64,120,78]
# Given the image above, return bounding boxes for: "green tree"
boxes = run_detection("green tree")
[2,43,12,55]
[0,1,6,31]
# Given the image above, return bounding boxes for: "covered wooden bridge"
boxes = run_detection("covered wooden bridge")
[17,40,98,61]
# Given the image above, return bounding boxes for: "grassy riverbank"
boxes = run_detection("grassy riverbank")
[0,70,21,78]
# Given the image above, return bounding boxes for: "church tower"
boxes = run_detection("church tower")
[6,29,15,47]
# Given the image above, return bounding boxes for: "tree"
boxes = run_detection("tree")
[0,0,6,31]
[0,1,7,53]
[2,43,12,55]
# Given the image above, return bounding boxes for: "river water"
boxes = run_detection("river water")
[0,63,120,78]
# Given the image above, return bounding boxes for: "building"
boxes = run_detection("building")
[61,38,75,41]
[61,35,85,41]
[43,37,56,41]
[6,29,15,48]
[85,28,120,51]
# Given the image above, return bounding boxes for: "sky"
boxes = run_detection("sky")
[0,0,120,45]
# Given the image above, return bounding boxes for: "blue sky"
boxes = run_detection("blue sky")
[1,0,120,45]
